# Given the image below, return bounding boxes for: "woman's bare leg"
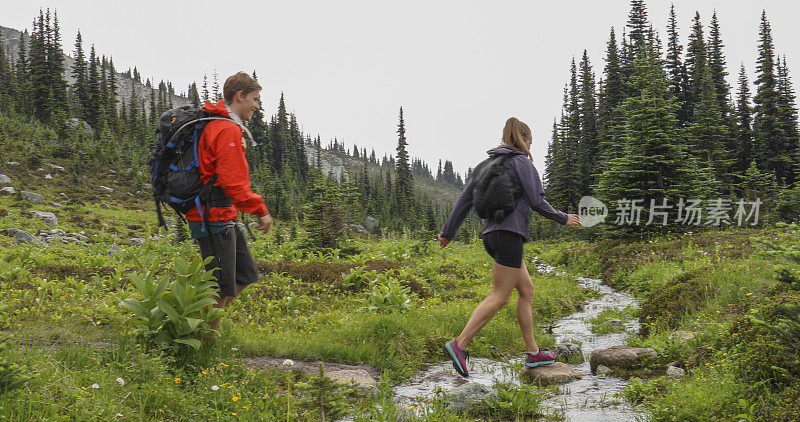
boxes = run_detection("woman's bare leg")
[456,261,520,347]
[515,261,539,352]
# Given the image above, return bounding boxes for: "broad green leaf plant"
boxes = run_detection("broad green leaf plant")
[121,255,221,354]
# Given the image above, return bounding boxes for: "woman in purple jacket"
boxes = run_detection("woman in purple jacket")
[438,117,581,377]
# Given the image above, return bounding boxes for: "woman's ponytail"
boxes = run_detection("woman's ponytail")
[501,117,533,161]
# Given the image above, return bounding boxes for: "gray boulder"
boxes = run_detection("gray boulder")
[554,342,585,364]
[0,228,38,244]
[46,163,65,171]
[44,174,53,180]
[520,362,582,386]
[0,187,15,195]
[364,215,379,232]
[446,382,497,413]
[589,345,658,373]
[99,185,114,193]
[30,211,58,227]
[0,174,10,184]
[20,191,45,204]
[666,364,686,378]
[68,118,94,136]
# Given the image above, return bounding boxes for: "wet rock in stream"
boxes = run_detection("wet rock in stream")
[520,362,583,386]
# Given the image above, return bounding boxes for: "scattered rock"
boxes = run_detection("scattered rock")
[446,382,497,413]
[38,228,88,245]
[20,191,45,204]
[44,174,53,180]
[108,245,123,256]
[67,118,94,136]
[554,342,585,364]
[46,163,65,171]
[100,203,111,210]
[589,345,658,373]
[0,228,38,244]
[6,161,19,166]
[128,238,145,246]
[346,224,367,233]
[164,217,175,228]
[668,331,696,342]
[596,365,612,376]
[99,185,114,193]
[0,187,15,195]
[520,362,582,386]
[666,363,686,378]
[0,174,10,184]
[325,369,378,395]
[30,211,58,227]
[364,215,379,232]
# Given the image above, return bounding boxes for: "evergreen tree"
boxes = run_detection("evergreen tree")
[201,74,209,102]
[578,50,598,195]
[776,56,800,184]
[665,4,690,125]
[188,82,200,108]
[594,38,708,233]
[211,69,220,101]
[29,11,51,123]
[626,0,649,54]
[71,30,88,119]
[393,107,414,221]
[107,57,118,128]
[753,11,788,184]
[685,12,707,122]
[0,30,13,114]
[14,34,32,116]
[689,63,731,195]
[47,10,69,120]
[735,64,754,174]
[436,159,443,181]
[707,11,733,123]
[596,27,626,174]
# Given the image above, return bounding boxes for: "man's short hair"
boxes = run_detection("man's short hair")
[223,72,262,104]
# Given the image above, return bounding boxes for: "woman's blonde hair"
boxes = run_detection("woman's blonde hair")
[501,117,533,161]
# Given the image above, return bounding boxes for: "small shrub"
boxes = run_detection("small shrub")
[0,334,31,392]
[120,255,221,355]
[358,272,412,314]
[638,268,717,335]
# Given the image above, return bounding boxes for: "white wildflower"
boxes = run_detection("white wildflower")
[282,359,295,367]
[116,377,125,386]
[211,385,220,391]
[91,383,100,389]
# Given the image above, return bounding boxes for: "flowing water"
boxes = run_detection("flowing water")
[392,260,647,421]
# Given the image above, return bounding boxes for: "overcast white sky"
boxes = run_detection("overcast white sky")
[3,1,799,176]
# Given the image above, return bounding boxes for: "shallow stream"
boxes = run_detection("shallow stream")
[392,260,646,421]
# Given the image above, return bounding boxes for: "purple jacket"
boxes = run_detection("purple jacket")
[439,146,568,242]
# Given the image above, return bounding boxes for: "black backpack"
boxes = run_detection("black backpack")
[471,154,522,221]
[148,106,243,230]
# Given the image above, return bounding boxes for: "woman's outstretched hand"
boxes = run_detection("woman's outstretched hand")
[437,234,450,249]
[565,214,581,226]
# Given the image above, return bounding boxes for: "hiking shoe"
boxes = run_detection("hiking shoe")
[444,339,469,377]
[525,349,557,367]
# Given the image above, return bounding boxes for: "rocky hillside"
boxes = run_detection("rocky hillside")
[0,25,190,111]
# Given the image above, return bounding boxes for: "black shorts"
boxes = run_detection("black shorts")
[196,223,258,297]
[482,230,524,269]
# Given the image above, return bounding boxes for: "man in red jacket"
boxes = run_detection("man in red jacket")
[186,71,273,330]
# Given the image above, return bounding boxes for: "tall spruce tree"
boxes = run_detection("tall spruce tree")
[578,50,598,195]
[689,63,731,195]
[776,56,800,184]
[14,34,32,116]
[596,27,626,176]
[71,31,88,119]
[665,4,690,125]
[685,12,707,123]
[753,11,789,184]
[735,64,754,175]
[393,107,414,222]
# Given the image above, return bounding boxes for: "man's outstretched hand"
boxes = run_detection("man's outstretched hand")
[437,234,450,249]
[256,213,273,233]
[565,214,581,225]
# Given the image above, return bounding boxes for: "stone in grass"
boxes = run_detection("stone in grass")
[446,382,497,414]
[0,187,15,195]
[554,342,585,364]
[128,238,145,246]
[325,369,378,396]
[589,345,658,374]
[0,228,38,244]
[668,331,696,342]
[99,185,114,193]
[520,362,582,386]
[0,174,10,184]
[29,211,58,227]
[666,363,686,378]
[20,191,45,204]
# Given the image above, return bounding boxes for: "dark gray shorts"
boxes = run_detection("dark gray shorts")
[195,223,258,297]
[482,230,524,269]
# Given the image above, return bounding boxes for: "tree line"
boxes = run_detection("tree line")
[544,0,800,232]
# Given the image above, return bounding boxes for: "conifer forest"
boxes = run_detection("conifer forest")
[1,2,800,421]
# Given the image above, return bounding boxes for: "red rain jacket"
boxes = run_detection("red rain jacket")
[185,100,269,221]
